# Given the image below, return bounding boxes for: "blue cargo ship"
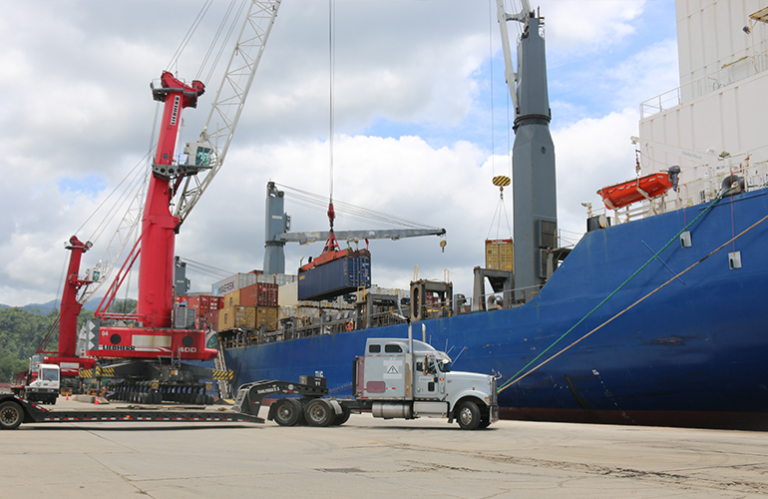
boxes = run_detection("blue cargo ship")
[217,1,768,429]
[224,186,768,429]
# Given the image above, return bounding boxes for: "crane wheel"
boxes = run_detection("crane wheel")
[304,399,335,427]
[0,401,24,430]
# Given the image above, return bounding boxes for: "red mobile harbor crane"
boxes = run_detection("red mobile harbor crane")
[79,1,283,403]
[83,72,220,404]
[11,236,96,398]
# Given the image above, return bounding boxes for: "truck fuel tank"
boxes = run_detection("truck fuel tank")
[372,401,413,419]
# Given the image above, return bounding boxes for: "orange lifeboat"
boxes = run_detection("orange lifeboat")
[597,173,673,210]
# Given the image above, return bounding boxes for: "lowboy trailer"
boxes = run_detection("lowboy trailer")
[0,383,271,430]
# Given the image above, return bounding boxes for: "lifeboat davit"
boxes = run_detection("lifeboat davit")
[597,172,674,210]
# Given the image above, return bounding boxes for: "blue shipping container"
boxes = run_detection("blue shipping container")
[298,252,371,301]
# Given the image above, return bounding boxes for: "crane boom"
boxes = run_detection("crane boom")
[173,0,282,224]
[279,229,446,245]
[496,0,531,110]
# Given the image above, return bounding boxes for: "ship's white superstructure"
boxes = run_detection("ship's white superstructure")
[637,0,768,209]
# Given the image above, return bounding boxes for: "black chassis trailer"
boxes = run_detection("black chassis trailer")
[0,382,277,430]
[239,377,371,427]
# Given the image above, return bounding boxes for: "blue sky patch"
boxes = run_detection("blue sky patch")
[57,173,107,197]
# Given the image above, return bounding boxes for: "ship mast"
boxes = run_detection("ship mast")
[497,1,557,296]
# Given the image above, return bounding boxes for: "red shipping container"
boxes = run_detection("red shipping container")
[240,283,278,307]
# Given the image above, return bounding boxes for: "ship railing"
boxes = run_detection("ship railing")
[587,160,768,228]
[276,309,408,341]
[459,283,544,315]
[641,43,768,119]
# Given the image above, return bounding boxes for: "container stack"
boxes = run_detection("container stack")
[218,281,279,332]
[174,294,223,330]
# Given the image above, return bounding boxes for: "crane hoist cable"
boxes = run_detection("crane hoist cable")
[327,0,336,231]
[167,0,214,72]
[197,0,238,81]
[202,0,249,84]
[488,0,496,177]
[275,183,440,230]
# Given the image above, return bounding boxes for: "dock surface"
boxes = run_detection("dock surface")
[2,398,767,498]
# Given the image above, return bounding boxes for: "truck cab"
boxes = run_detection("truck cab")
[355,338,499,429]
[24,363,60,405]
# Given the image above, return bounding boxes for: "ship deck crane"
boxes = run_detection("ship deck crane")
[263,181,446,276]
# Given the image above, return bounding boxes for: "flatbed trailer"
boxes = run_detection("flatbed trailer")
[0,383,272,429]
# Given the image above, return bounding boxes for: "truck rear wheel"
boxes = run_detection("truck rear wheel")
[456,401,481,430]
[332,407,351,426]
[0,401,23,430]
[273,399,303,426]
[304,399,334,427]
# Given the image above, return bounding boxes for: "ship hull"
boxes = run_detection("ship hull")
[224,190,768,429]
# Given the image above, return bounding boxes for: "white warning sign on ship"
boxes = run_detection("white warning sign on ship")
[383,360,403,379]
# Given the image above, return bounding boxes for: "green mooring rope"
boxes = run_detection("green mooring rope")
[496,188,733,393]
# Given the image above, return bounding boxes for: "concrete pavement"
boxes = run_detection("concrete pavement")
[1,397,767,498]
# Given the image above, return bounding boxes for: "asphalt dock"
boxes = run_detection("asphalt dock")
[2,397,767,498]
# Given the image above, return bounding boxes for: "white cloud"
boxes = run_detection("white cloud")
[539,0,645,56]
[553,107,641,243]
[0,0,677,306]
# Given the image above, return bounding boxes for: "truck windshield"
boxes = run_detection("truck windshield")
[42,369,59,382]
[438,361,452,372]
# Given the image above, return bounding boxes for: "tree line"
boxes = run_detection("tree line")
[0,300,136,382]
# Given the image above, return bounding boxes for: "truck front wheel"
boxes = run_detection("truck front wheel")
[456,401,481,430]
[273,399,303,426]
[304,399,335,427]
[0,401,24,430]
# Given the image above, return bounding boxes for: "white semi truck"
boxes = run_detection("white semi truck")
[254,328,500,430]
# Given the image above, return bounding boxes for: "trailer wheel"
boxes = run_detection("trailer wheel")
[273,399,303,426]
[304,399,334,427]
[332,407,351,426]
[456,401,481,430]
[0,401,23,430]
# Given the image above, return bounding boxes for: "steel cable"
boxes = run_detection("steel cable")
[497,187,736,392]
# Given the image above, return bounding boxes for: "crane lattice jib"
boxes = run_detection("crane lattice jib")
[174,0,282,224]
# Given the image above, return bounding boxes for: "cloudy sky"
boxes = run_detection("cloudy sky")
[0,0,679,307]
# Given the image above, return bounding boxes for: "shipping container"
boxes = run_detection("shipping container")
[223,289,241,308]
[256,306,279,331]
[298,251,371,301]
[212,272,260,296]
[240,283,278,307]
[218,305,256,330]
[485,239,514,271]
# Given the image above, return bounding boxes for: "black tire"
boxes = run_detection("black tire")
[273,399,302,426]
[332,407,351,426]
[304,399,335,427]
[0,401,24,430]
[456,401,481,430]
[479,417,492,429]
